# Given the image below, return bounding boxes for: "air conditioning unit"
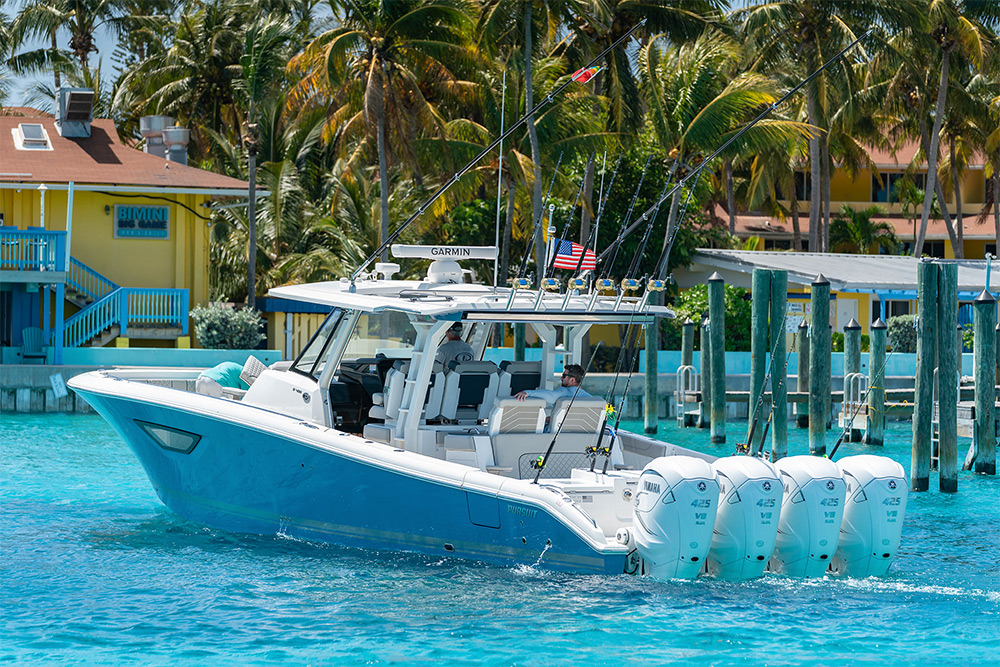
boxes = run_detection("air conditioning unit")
[56,88,95,138]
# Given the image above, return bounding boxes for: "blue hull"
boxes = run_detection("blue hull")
[80,389,625,575]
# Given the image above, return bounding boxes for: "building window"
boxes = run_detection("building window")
[13,123,52,151]
[794,172,811,200]
[763,239,791,250]
[872,173,927,203]
[924,241,945,258]
[986,243,996,256]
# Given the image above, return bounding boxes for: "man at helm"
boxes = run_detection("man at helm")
[436,322,474,368]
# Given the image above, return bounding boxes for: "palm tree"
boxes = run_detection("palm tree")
[639,29,816,275]
[830,204,900,254]
[909,0,998,256]
[289,0,474,262]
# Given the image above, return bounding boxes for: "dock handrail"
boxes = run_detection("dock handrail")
[67,257,119,300]
[62,287,189,347]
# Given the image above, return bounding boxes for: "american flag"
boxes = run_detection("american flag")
[552,238,597,270]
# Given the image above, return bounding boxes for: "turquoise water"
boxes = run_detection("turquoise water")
[3,413,998,665]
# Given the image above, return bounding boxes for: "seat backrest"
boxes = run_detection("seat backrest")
[21,327,45,357]
[487,397,547,436]
[240,355,267,386]
[382,360,409,421]
[551,396,607,433]
[440,361,498,421]
[497,361,542,397]
[422,361,446,421]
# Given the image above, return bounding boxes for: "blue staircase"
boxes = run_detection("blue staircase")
[62,257,189,347]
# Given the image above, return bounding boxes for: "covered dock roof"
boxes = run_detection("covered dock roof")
[679,250,998,299]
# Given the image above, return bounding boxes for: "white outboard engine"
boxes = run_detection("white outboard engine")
[769,455,846,577]
[705,456,783,580]
[831,455,907,577]
[631,456,719,579]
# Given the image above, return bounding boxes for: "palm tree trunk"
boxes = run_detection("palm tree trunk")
[950,141,964,258]
[791,193,802,251]
[821,135,831,253]
[807,88,821,252]
[377,86,389,263]
[524,4,544,283]
[725,160,736,235]
[580,154,595,245]
[51,32,60,91]
[916,48,950,256]
[655,188,684,280]
[934,177,960,256]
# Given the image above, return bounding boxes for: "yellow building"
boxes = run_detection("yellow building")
[729,142,997,259]
[0,96,249,364]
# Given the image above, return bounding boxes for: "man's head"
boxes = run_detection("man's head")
[446,322,463,341]
[561,363,585,387]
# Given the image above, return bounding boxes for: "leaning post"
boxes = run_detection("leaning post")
[796,319,810,428]
[769,270,788,461]
[750,269,772,426]
[708,273,726,444]
[866,318,887,446]
[937,262,959,492]
[971,289,997,474]
[808,274,831,455]
[911,259,938,492]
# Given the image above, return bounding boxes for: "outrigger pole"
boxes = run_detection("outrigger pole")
[350,19,649,287]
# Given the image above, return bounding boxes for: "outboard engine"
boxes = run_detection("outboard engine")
[831,455,907,577]
[631,456,719,579]
[769,455,846,577]
[705,456,782,580]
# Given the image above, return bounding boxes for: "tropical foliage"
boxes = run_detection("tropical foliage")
[1,0,997,302]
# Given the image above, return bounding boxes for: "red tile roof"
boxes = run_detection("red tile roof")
[0,117,249,191]
[717,204,997,241]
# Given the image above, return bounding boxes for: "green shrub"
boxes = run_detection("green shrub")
[663,283,753,351]
[832,332,871,353]
[887,314,917,353]
[962,324,974,352]
[190,303,265,349]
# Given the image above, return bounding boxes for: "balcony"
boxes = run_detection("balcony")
[0,227,67,283]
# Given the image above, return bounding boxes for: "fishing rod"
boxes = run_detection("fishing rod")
[599,28,877,272]
[598,176,704,473]
[542,154,594,282]
[350,19,648,286]
[507,152,563,308]
[532,341,604,484]
[626,162,680,280]
[559,153,625,310]
[828,348,895,460]
[598,155,652,280]
[738,308,792,455]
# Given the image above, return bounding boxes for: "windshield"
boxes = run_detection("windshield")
[291,308,344,379]
[342,310,417,360]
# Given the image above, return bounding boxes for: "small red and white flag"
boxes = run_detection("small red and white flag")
[552,238,597,270]
[571,66,601,84]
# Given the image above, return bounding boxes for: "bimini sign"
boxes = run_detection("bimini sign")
[114,204,170,239]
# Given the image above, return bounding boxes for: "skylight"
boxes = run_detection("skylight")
[13,123,52,150]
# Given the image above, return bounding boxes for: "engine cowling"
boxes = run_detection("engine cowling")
[831,455,907,577]
[769,455,846,577]
[705,456,782,580]
[632,456,719,579]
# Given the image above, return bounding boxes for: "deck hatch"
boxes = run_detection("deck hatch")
[136,420,201,454]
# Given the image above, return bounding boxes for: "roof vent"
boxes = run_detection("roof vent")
[13,123,52,150]
[55,87,94,138]
[140,115,174,158]
[162,126,190,165]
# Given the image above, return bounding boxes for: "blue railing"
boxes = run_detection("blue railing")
[68,257,118,300]
[0,227,66,272]
[62,287,189,348]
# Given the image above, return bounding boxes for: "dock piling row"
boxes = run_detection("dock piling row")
[911,260,938,492]
[769,269,789,460]
[937,262,959,492]
[808,274,831,455]
[708,272,726,443]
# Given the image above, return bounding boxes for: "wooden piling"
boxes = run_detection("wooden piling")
[708,272,726,444]
[769,269,788,461]
[937,262,959,492]
[844,318,861,376]
[808,274,831,455]
[514,323,525,362]
[971,289,997,474]
[796,320,810,428]
[698,317,711,428]
[681,318,695,367]
[866,319,887,446]
[750,269,771,427]
[911,260,938,492]
[644,320,658,434]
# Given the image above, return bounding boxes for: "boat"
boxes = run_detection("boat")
[68,245,907,579]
